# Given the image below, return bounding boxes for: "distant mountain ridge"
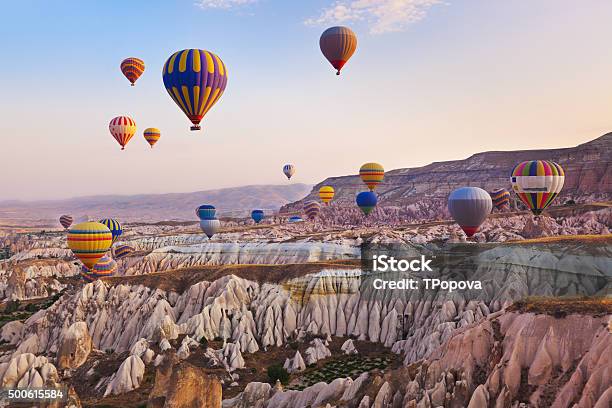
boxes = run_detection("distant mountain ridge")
[281,132,612,213]
[0,184,312,223]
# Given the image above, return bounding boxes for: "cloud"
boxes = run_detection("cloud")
[195,0,257,9]
[305,0,442,34]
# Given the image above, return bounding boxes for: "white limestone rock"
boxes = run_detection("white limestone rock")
[283,351,306,373]
[103,355,145,396]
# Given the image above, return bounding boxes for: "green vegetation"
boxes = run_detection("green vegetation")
[267,364,290,385]
[0,292,65,329]
[288,355,392,391]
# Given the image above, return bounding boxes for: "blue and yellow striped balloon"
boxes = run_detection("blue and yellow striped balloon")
[162,49,228,131]
[99,218,123,244]
[304,201,321,220]
[114,244,135,259]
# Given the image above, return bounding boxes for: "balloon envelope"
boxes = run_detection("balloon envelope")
[356,191,377,215]
[359,163,384,191]
[303,201,321,220]
[320,26,357,75]
[120,57,145,86]
[200,219,220,238]
[99,218,123,244]
[114,244,135,259]
[251,210,264,224]
[162,49,228,131]
[283,164,295,180]
[511,160,565,216]
[490,188,511,211]
[81,255,117,282]
[448,187,492,237]
[143,128,161,148]
[67,222,113,270]
[319,186,335,204]
[109,116,136,150]
[59,215,73,230]
[196,205,217,220]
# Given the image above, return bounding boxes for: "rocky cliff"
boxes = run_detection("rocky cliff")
[281,132,612,218]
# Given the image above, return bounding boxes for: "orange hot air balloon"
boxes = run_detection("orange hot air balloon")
[320,26,357,75]
[109,116,136,150]
[143,128,161,148]
[120,57,145,86]
[67,222,113,270]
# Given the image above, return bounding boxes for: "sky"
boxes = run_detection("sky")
[1,0,612,200]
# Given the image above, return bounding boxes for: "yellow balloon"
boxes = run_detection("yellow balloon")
[319,186,335,204]
[359,163,384,191]
[67,222,113,270]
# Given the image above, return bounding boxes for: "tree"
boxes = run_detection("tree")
[267,364,289,385]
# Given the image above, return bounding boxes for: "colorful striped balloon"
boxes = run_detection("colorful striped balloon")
[114,244,135,259]
[196,205,217,220]
[162,49,228,131]
[319,186,335,204]
[511,160,565,216]
[59,215,73,230]
[359,163,384,191]
[67,222,113,270]
[490,188,511,211]
[81,255,117,282]
[99,218,123,244]
[143,128,161,148]
[304,201,321,220]
[356,191,377,215]
[283,164,295,180]
[320,26,357,75]
[120,57,145,86]
[109,116,136,150]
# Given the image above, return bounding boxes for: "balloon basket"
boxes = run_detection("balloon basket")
[190,125,201,131]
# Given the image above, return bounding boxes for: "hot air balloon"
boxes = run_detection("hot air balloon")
[114,244,135,259]
[319,186,335,204]
[490,188,511,211]
[143,128,161,148]
[109,116,136,150]
[304,201,321,220]
[320,26,357,75]
[59,215,73,230]
[288,216,303,223]
[196,205,217,220]
[200,219,220,238]
[356,191,377,215]
[283,164,295,180]
[162,49,228,131]
[511,160,565,216]
[120,57,145,86]
[251,210,264,224]
[448,187,492,237]
[99,218,123,244]
[359,163,384,191]
[81,255,117,282]
[67,222,113,270]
